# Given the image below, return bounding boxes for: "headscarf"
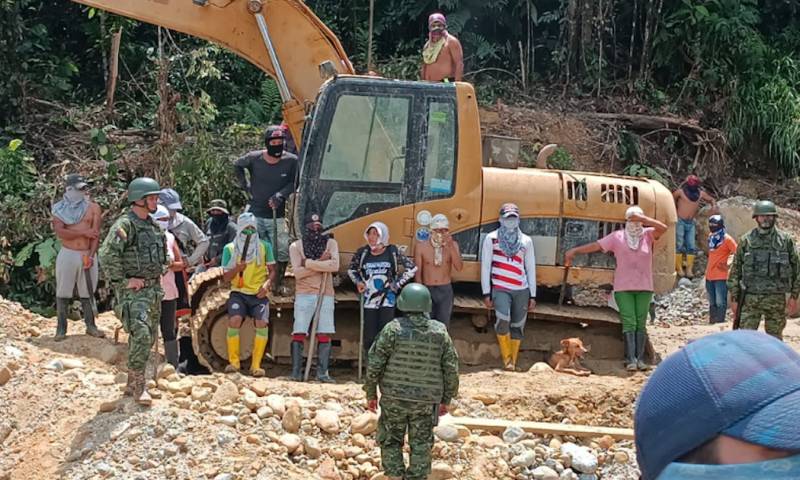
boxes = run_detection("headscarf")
[498,203,522,257]
[151,205,171,231]
[430,214,449,266]
[303,213,329,260]
[51,186,89,225]
[233,212,262,265]
[624,206,645,250]
[423,13,448,65]
[708,214,726,250]
[365,221,390,253]
[683,175,701,202]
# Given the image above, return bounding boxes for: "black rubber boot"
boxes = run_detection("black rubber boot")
[636,331,650,371]
[624,332,637,371]
[316,341,335,383]
[290,341,304,381]
[55,297,69,341]
[164,339,180,368]
[80,298,105,338]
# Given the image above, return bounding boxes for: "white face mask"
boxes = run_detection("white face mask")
[500,217,519,230]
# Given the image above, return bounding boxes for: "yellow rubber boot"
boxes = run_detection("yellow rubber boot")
[509,339,522,371]
[250,327,268,377]
[685,254,695,279]
[675,254,684,277]
[496,334,512,370]
[225,328,240,373]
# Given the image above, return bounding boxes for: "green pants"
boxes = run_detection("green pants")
[116,284,163,371]
[378,398,436,480]
[614,291,653,333]
[740,293,786,340]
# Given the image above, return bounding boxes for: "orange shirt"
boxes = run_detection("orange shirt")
[705,234,737,281]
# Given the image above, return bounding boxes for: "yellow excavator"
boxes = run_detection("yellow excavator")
[73,0,677,372]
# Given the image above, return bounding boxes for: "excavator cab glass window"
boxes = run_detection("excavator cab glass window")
[297,78,458,230]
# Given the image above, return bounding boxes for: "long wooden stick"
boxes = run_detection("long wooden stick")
[441,416,634,440]
[303,272,330,381]
[105,28,123,116]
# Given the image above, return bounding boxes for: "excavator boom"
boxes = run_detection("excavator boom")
[70,0,355,143]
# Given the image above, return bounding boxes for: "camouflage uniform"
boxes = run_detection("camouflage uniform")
[364,313,459,480]
[728,227,800,339]
[99,211,168,370]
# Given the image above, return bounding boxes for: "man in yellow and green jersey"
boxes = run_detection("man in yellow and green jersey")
[221,212,276,376]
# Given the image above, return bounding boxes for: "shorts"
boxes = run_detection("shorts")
[227,291,269,322]
[56,247,98,299]
[293,294,335,335]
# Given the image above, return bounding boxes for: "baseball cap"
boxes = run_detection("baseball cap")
[635,330,800,480]
[159,188,183,211]
[686,175,701,187]
[305,212,323,226]
[65,173,88,190]
[206,199,229,215]
[430,214,449,230]
[499,203,520,218]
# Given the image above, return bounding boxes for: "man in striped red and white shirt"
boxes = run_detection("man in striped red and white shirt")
[481,203,537,371]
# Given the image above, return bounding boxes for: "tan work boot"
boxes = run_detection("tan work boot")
[132,371,152,407]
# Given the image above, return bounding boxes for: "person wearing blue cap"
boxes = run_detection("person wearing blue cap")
[635,330,800,480]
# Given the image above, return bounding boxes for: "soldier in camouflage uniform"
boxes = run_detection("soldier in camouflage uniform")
[99,177,168,406]
[728,200,800,340]
[364,283,459,480]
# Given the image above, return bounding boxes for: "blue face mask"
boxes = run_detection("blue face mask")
[658,454,800,480]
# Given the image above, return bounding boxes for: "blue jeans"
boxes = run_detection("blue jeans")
[676,218,696,254]
[705,279,728,323]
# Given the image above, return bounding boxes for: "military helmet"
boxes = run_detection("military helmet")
[396,283,432,313]
[127,177,161,203]
[752,200,778,217]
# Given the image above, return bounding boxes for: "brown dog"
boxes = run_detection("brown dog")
[549,338,591,376]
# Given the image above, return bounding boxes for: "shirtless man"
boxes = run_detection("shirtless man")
[420,13,464,82]
[414,214,463,328]
[673,175,716,278]
[51,174,104,340]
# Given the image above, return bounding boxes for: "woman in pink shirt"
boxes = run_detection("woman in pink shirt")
[564,206,667,371]
[153,206,185,368]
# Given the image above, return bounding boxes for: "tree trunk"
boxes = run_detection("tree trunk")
[105,28,123,117]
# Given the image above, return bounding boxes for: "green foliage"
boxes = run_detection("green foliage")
[0,139,36,198]
[546,147,575,170]
[618,131,641,164]
[623,163,672,187]
[260,79,282,124]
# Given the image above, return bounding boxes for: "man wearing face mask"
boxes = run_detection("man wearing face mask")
[705,215,737,324]
[234,125,298,294]
[99,177,168,406]
[221,212,277,376]
[158,188,209,273]
[420,13,464,82]
[51,174,104,340]
[288,212,339,382]
[348,222,417,355]
[565,206,667,371]
[202,199,237,271]
[728,200,800,340]
[635,330,800,480]
[481,203,537,371]
[414,214,463,328]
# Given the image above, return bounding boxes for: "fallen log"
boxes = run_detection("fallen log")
[583,112,712,135]
[441,415,634,440]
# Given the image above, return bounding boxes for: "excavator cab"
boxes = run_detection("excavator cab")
[293,76,469,260]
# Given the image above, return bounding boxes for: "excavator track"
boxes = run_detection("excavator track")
[185,269,658,374]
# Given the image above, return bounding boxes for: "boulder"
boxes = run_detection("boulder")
[266,394,286,417]
[510,450,536,468]
[315,410,341,434]
[0,367,11,386]
[434,425,460,443]
[529,362,554,373]
[351,412,378,435]
[303,437,322,459]
[251,379,270,397]
[242,389,260,411]
[532,466,559,480]
[428,462,455,480]
[282,404,302,433]
[561,443,598,474]
[502,425,526,444]
[211,380,239,406]
[280,433,302,453]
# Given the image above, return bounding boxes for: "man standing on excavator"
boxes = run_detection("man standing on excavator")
[420,13,464,82]
[414,213,463,328]
[481,203,537,371]
[234,125,298,294]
